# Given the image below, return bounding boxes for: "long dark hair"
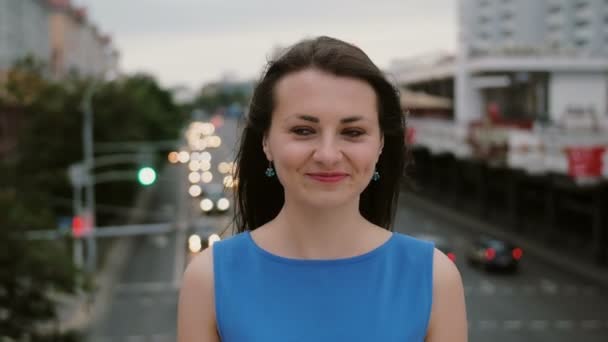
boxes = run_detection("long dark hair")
[233,36,407,233]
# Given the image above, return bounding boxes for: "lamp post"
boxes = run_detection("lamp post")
[82,80,98,273]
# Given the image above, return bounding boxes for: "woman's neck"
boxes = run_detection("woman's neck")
[257,199,387,260]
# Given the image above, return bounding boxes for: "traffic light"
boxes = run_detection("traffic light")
[137,166,157,185]
[72,213,92,238]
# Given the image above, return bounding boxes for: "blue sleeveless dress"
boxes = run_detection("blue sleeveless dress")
[213,231,434,341]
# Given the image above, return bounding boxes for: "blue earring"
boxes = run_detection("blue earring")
[372,170,380,181]
[265,161,276,178]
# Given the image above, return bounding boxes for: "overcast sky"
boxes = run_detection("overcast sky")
[75,0,457,89]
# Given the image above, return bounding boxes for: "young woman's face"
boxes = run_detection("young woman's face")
[263,68,384,209]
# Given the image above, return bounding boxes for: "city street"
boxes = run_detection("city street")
[394,200,608,342]
[87,188,608,341]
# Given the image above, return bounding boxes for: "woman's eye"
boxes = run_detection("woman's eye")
[291,127,314,136]
[343,129,364,138]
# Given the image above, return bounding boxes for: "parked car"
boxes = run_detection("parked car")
[466,236,522,271]
[413,233,457,262]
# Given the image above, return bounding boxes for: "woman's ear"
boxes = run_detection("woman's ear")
[262,135,272,161]
[379,135,384,156]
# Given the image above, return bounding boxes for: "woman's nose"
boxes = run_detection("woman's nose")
[312,137,343,165]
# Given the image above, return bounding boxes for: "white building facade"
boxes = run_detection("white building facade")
[390,0,608,179]
[393,0,608,126]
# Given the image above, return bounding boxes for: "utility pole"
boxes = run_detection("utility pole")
[82,80,97,273]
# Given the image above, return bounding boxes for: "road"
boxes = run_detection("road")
[394,198,608,342]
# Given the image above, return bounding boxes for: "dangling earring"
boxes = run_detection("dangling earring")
[265,161,276,178]
[372,170,380,181]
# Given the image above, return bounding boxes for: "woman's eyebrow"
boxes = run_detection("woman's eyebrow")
[292,114,366,124]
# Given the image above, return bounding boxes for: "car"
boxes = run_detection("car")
[412,233,457,262]
[199,183,232,216]
[187,223,222,254]
[466,236,523,272]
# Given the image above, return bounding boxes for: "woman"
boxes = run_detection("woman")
[178,36,467,341]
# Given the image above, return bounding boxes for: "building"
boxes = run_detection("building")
[0,0,119,78]
[392,0,608,125]
[0,0,119,157]
[0,0,50,71]
[389,0,608,266]
[48,0,119,78]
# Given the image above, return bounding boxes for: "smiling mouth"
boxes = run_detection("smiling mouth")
[306,173,349,183]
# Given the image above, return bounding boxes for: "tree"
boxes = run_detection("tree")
[0,59,188,338]
[0,190,84,341]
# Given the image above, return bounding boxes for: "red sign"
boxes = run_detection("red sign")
[565,146,606,178]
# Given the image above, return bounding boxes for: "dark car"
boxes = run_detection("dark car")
[187,223,222,254]
[199,183,231,216]
[413,233,457,262]
[466,236,523,271]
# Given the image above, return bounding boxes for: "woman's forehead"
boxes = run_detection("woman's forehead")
[272,69,378,122]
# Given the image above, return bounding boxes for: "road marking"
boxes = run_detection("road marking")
[462,282,603,297]
[478,320,498,330]
[581,320,601,330]
[139,296,155,307]
[503,320,522,330]
[480,280,496,295]
[114,282,176,294]
[539,279,558,295]
[555,320,574,330]
[529,320,548,331]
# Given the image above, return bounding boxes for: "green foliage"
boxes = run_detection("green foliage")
[0,58,187,338]
[0,190,83,340]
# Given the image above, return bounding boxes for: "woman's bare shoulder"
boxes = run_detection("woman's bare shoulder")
[178,246,220,342]
[426,248,468,342]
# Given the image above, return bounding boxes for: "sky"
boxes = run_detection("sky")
[75,0,457,90]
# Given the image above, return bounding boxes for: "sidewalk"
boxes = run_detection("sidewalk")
[401,192,608,290]
[56,237,132,334]
[56,183,156,335]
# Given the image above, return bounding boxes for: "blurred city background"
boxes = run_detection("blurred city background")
[1,0,608,341]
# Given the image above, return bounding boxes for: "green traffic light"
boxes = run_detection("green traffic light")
[137,167,157,185]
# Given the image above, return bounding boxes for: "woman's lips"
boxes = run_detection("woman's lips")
[306,173,349,183]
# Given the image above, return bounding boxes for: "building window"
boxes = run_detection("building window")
[575,39,588,47]
[548,4,561,13]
